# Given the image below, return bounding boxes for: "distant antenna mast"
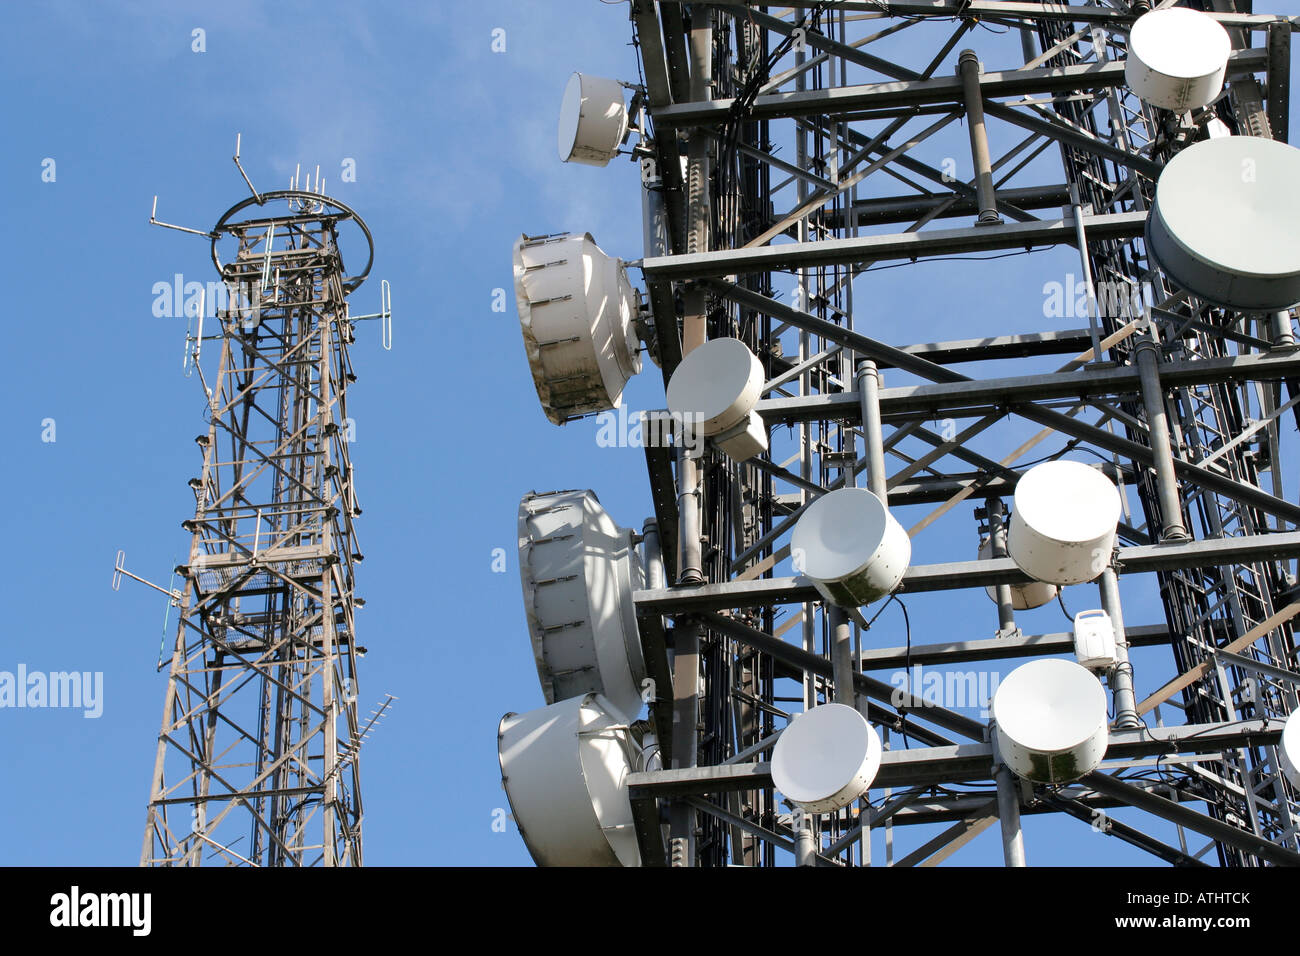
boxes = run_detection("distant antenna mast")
[136,138,392,866]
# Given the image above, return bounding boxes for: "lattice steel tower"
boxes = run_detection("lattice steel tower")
[499,0,1300,868]
[139,182,381,866]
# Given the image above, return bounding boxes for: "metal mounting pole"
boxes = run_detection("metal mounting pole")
[957,50,1002,226]
[994,761,1027,867]
[986,499,1018,637]
[1135,338,1188,540]
[1099,567,1141,730]
[856,361,888,500]
[1272,310,1295,349]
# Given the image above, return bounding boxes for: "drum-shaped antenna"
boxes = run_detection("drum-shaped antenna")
[1125,7,1230,112]
[498,694,643,866]
[1278,709,1300,789]
[558,73,629,167]
[1146,136,1300,312]
[1007,461,1121,586]
[791,488,910,607]
[513,233,643,425]
[979,535,1057,610]
[771,703,882,814]
[665,337,769,460]
[518,489,646,721]
[992,658,1109,784]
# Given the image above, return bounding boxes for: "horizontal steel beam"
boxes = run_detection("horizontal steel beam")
[640,212,1146,280]
[825,184,1073,229]
[626,719,1284,799]
[651,50,1269,127]
[634,530,1300,613]
[683,2,1296,30]
[859,624,1171,670]
[755,351,1300,423]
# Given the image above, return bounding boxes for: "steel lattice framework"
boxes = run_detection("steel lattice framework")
[605,0,1300,867]
[141,191,375,866]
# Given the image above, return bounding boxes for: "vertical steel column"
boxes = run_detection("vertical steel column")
[667,8,715,866]
[1272,311,1295,349]
[987,499,1018,636]
[794,807,817,867]
[994,762,1027,867]
[855,361,888,501]
[1134,338,1188,540]
[1099,567,1141,729]
[957,50,1002,226]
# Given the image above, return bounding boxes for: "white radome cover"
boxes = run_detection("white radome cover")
[666,337,766,437]
[993,658,1109,784]
[558,72,629,166]
[1279,709,1300,789]
[518,489,647,721]
[979,535,1057,610]
[513,233,642,425]
[791,487,910,607]
[771,703,882,814]
[1125,8,1231,112]
[1147,136,1300,311]
[1008,460,1121,585]
[498,694,642,867]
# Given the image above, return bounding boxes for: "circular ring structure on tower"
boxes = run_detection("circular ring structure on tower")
[771,703,882,814]
[1146,136,1300,311]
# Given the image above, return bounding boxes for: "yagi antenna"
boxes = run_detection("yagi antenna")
[149,195,215,239]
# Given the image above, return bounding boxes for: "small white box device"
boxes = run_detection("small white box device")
[1073,609,1117,672]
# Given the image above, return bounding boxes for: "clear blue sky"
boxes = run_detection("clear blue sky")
[1,1,1294,867]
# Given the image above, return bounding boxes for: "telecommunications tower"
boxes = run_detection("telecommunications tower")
[128,150,391,866]
[498,1,1300,867]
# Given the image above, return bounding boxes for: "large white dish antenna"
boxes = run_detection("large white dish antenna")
[1125,8,1230,112]
[498,694,642,867]
[513,233,643,425]
[993,658,1109,784]
[519,489,646,721]
[558,73,629,167]
[771,703,882,814]
[791,488,910,607]
[1146,136,1300,311]
[1008,461,1121,586]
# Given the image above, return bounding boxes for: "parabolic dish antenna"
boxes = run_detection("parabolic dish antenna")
[513,233,643,425]
[993,658,1109,784]
[518,489,646,721]
[1146,136,1300,311]
[1008,460,1121,586]
[791,487,910,607]
[1124,7,1230,112]
[558,72,629,166]
[771,703,882,814]
[498,694,643,867]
